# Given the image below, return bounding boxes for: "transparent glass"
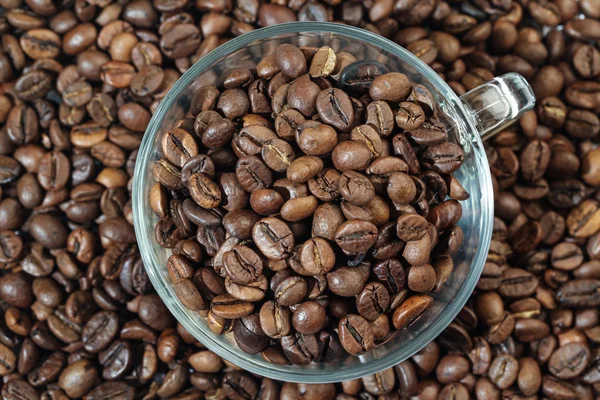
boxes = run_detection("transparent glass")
[133,22,535,383]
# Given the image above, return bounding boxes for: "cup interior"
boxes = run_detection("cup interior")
[133,22,494,382]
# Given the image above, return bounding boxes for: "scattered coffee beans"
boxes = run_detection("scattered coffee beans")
[1,0,600,398]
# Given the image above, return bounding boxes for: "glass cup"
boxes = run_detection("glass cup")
[133,22,535,383]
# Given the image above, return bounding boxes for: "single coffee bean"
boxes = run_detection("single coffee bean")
[340,60,389,92]
[327,263,370,297]
[174,279,206,311]
[335,219,378,253]
[566,199,600,238]
[332,141,373,172]
[233,314,269,354]
[292,301,326,335]
[557,279,600,308]
[392,294,433,330]
[338,170,375,206]
[286,75,319,117]
[236,155,273,192]
[316,88,355,131]
[407,264,436,293]
[82,311,119,353]
[222,209,261,239]
[356,282,390,321]
[252,217,294,261]
[274,276,307,307]
[210,294,254,319]
[259,300,291,339]
[338,314,374,355]
[280,332,319,365]
[488,354,519,389]
[20,29,61,59]
[261,138,295,173]
[396,101,425,131]
[309,46,336,78]
[370,72,411,102]
[296,238,336,276]
[296,121,337,156]
[308,169,341,202]
[223,246,263,285]
[392,134,421,174]
[396,213,428,241]
[161,128,199,168]
[420,142,465,174]
[188,173,222,209]
[275,44,306,79]
[548,342,590,379]
[365,100,395,137]
[58,359,98,398]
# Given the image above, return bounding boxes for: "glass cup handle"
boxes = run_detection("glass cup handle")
[460,73,536,141]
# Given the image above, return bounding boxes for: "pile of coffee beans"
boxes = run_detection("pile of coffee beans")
[152,43,470,362]
[0,0,599,398]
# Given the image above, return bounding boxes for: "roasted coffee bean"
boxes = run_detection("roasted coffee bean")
[316,88,355,131]
[332,141,373,172]
[312,203,344,241]
[307,169,340,202]
[566,199,600,238]
[274,276,307,307]
[488,354,519,389]
[223,246,263,285]
[370,72,411,102]
[557,279,600,308]
[188,173,221,209]
[294,238,335,276]
[309,46,336,78]
[259,301,291,339]
[252,217,294,260]
[339,170,375,206]
[233,314,270,354]
[261,138,295,173]
[338,314,374,355]
[365,100,395,138]
[273,44,306,79]
[210,295,253,321]
[20,29,61,59]
[286,75,319,117]
[222,209,260,239]
[296,121,337,156]
[161,128,198,168]
[340,60,388,92]
[292,301,327,335]
[281,332,319,365]
[335,219,378,253]
[286,156,324,183]
[420,142,464,174]
[372,259,406,294]
[407,123,448,146]
[356,282,390,321]
[392,294,433,330]
[396,101,425,131]
[7,105,40,145]
[327,263,370,297]
[82,311,119,353]
[236,155,273,192]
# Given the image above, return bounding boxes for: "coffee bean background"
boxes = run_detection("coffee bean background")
[0,0,599,399]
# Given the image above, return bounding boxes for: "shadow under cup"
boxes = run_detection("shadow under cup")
[133,22,494,383]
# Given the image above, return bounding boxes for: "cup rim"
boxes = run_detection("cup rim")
[133,21,494,383]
